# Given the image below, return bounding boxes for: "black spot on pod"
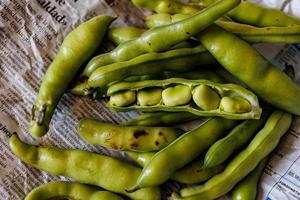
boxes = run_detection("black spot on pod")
[134,130,148,138]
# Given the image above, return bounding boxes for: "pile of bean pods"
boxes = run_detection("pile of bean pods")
[9,0,300,199]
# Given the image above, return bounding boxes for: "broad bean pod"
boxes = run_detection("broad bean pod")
[25,182,123,200]
[146,13,300,43]
[188,0,300,27]
[72,68,224,98]
[82,0,241,77]
[88,46,217,90]
[9,135,161,200]
[170,159,225,185]
[28,15,114,137]
[172,110,292,200]
[204,109,271,168]
[122,69,224,84]
[198,25,300,115]
[126,151,156,167]
[127,117,238,190]
[232,157,268,200]
[124,112,199,127]
[108,27,198,48]
[108,27,146,45]
[107,78,261,120]
[126,151,225,185]
[131,0,201,15]
[228,1,300,27]
[77,118,182,152]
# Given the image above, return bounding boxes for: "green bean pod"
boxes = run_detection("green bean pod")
[77,119,182,152]
[204,109,271,168]
[228,1,300,27]
[82,0,241,77]
[171,159,225,185]
[131,0,201,14]
[72,68,224,97]
[88,46,217,90]
[127,117,238,190]
[124,112,199,126]
[108,26,197,48]
[146,13,300,43]
[28,16,114,137]
[25,182,123,200]
[232,157,268,200]
[198,25,300,115]
[107,78,261,120]
[125,151,156,167]
[108,27,146,45]
[172,110,292,200]
[196,0,300,27]
[126,151,225,185]
[9,135,160,200]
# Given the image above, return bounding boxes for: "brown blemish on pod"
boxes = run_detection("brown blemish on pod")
[134,130,148,138]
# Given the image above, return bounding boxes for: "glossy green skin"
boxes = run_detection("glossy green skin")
[124,112,199,126]
[25,182,123,200]
[9,135,160,200]
[126,152,225,185]
[232,157,268,200]
[107,26,197,48]
[71,69,224,97]
[173,111,292,200]
[171,159,225,185]
[197,0,300,27]
[198,25,300,115]
[88,46,217,89]
[204,109,270,168]
[82,0,241,77]
[132,0,201,14]
[146,13,300,43]
[128,117,238,190]
[107,78,261,120]
[217,21,300,43]
[108,27,146,45]
[77,118,182,152]
[28,16,114,137]
[228,1,300,27]
[126,151,156,167]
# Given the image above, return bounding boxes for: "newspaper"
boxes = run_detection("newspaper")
[0,0,299,199]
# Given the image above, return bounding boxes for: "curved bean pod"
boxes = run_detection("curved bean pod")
[9,135,161,200]
[82,0,241,77]
[131,0,201,14]
[232,157,268,200]
[108,27,146,45]
[197,25,300,115]
[194,0,300,26]
[88,46,216,90]
[77,119,182,152]
[72,68,224,97]
[126,151,225,185]
[25,182,123,200]
[171,159,225,185]
[146,13,300,43]
[127,117,237,190]
[107,78,261,120]
[125,151,156,167]
[108,27,198,48]
[173,110,291,200]
[28,16,114,137]
[124,112,199,127]
[228,1,300,27]
[204,109,271,168]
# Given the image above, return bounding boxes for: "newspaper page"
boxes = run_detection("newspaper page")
[0,0,299,199]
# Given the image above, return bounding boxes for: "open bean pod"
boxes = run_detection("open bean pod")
[107,78,261,120]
